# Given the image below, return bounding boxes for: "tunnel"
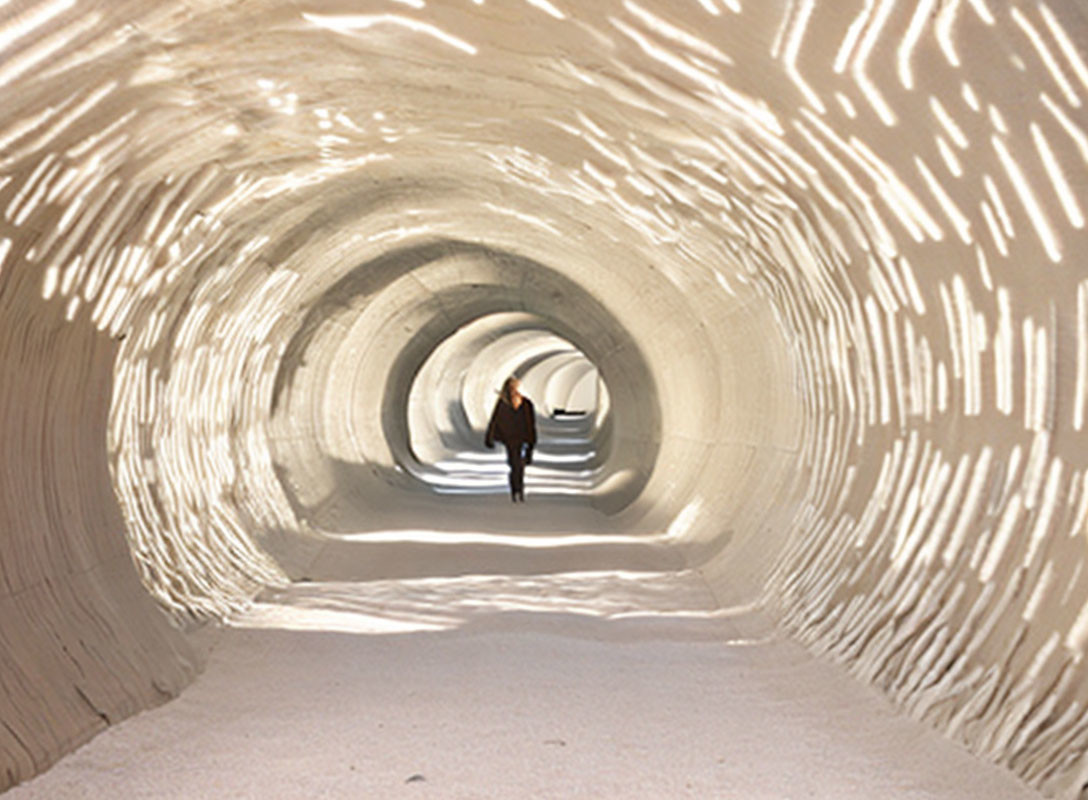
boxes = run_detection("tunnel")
[2,0,1088,796]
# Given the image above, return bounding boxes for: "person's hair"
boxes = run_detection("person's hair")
[500,376,520,404]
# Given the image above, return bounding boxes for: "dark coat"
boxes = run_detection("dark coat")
[485,397,537,450]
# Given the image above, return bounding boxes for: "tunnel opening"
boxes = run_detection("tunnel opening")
[405,310,610,500]
[259,238,666,543]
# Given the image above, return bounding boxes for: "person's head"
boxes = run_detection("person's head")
[500,376,521,404]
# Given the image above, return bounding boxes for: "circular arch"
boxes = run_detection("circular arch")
[268,238,666,527]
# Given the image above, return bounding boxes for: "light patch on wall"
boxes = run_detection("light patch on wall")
[666,498,703,540]
[301,13,479,55]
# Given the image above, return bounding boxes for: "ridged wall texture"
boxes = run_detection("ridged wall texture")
[2,0,1088,796]
[0,291,197,787]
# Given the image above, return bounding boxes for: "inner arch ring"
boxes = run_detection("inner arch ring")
[268,238,662,526]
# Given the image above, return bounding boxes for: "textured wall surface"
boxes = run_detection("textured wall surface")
[3,0,1088,795]
[0,280,198,786]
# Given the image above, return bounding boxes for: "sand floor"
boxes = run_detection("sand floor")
[9,570,1042,799]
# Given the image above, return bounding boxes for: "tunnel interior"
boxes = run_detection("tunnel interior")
[404,311,609,497]
[3,0,1088,796]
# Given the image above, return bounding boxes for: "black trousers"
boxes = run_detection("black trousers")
[504,442,530,499]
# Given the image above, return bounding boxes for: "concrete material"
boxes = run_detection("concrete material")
[2,0,1088,796]
[7,572,1041,800]
[0,297,198,787]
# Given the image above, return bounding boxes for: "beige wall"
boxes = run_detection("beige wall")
[0,293,197,788]
[3,0,1088,795]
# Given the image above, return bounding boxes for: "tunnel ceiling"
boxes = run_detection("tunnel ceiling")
[5,0,1088,796]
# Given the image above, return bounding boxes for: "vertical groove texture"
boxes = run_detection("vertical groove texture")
[0,294,197,789]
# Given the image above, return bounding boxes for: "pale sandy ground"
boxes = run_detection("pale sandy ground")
[9,570,1042,800]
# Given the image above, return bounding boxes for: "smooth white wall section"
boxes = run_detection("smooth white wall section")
[2,0,1088,795]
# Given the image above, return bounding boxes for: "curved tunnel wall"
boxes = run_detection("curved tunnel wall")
[3,0,1088,795]
[268,239,666,526]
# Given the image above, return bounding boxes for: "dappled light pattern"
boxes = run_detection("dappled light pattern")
[231,570,766,640]
[2,0,1088,795]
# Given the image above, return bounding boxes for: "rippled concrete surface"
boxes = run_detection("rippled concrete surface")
[3,0,1088,796]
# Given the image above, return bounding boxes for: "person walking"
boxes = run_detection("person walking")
[485,377,536,502]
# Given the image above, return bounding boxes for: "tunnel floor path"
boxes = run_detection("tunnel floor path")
[295,480,685,581]
[8,567,1041,799]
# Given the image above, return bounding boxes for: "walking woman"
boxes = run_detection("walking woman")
[485,377,537,502]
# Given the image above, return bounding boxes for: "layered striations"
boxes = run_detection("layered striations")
[2,0,1088,795]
